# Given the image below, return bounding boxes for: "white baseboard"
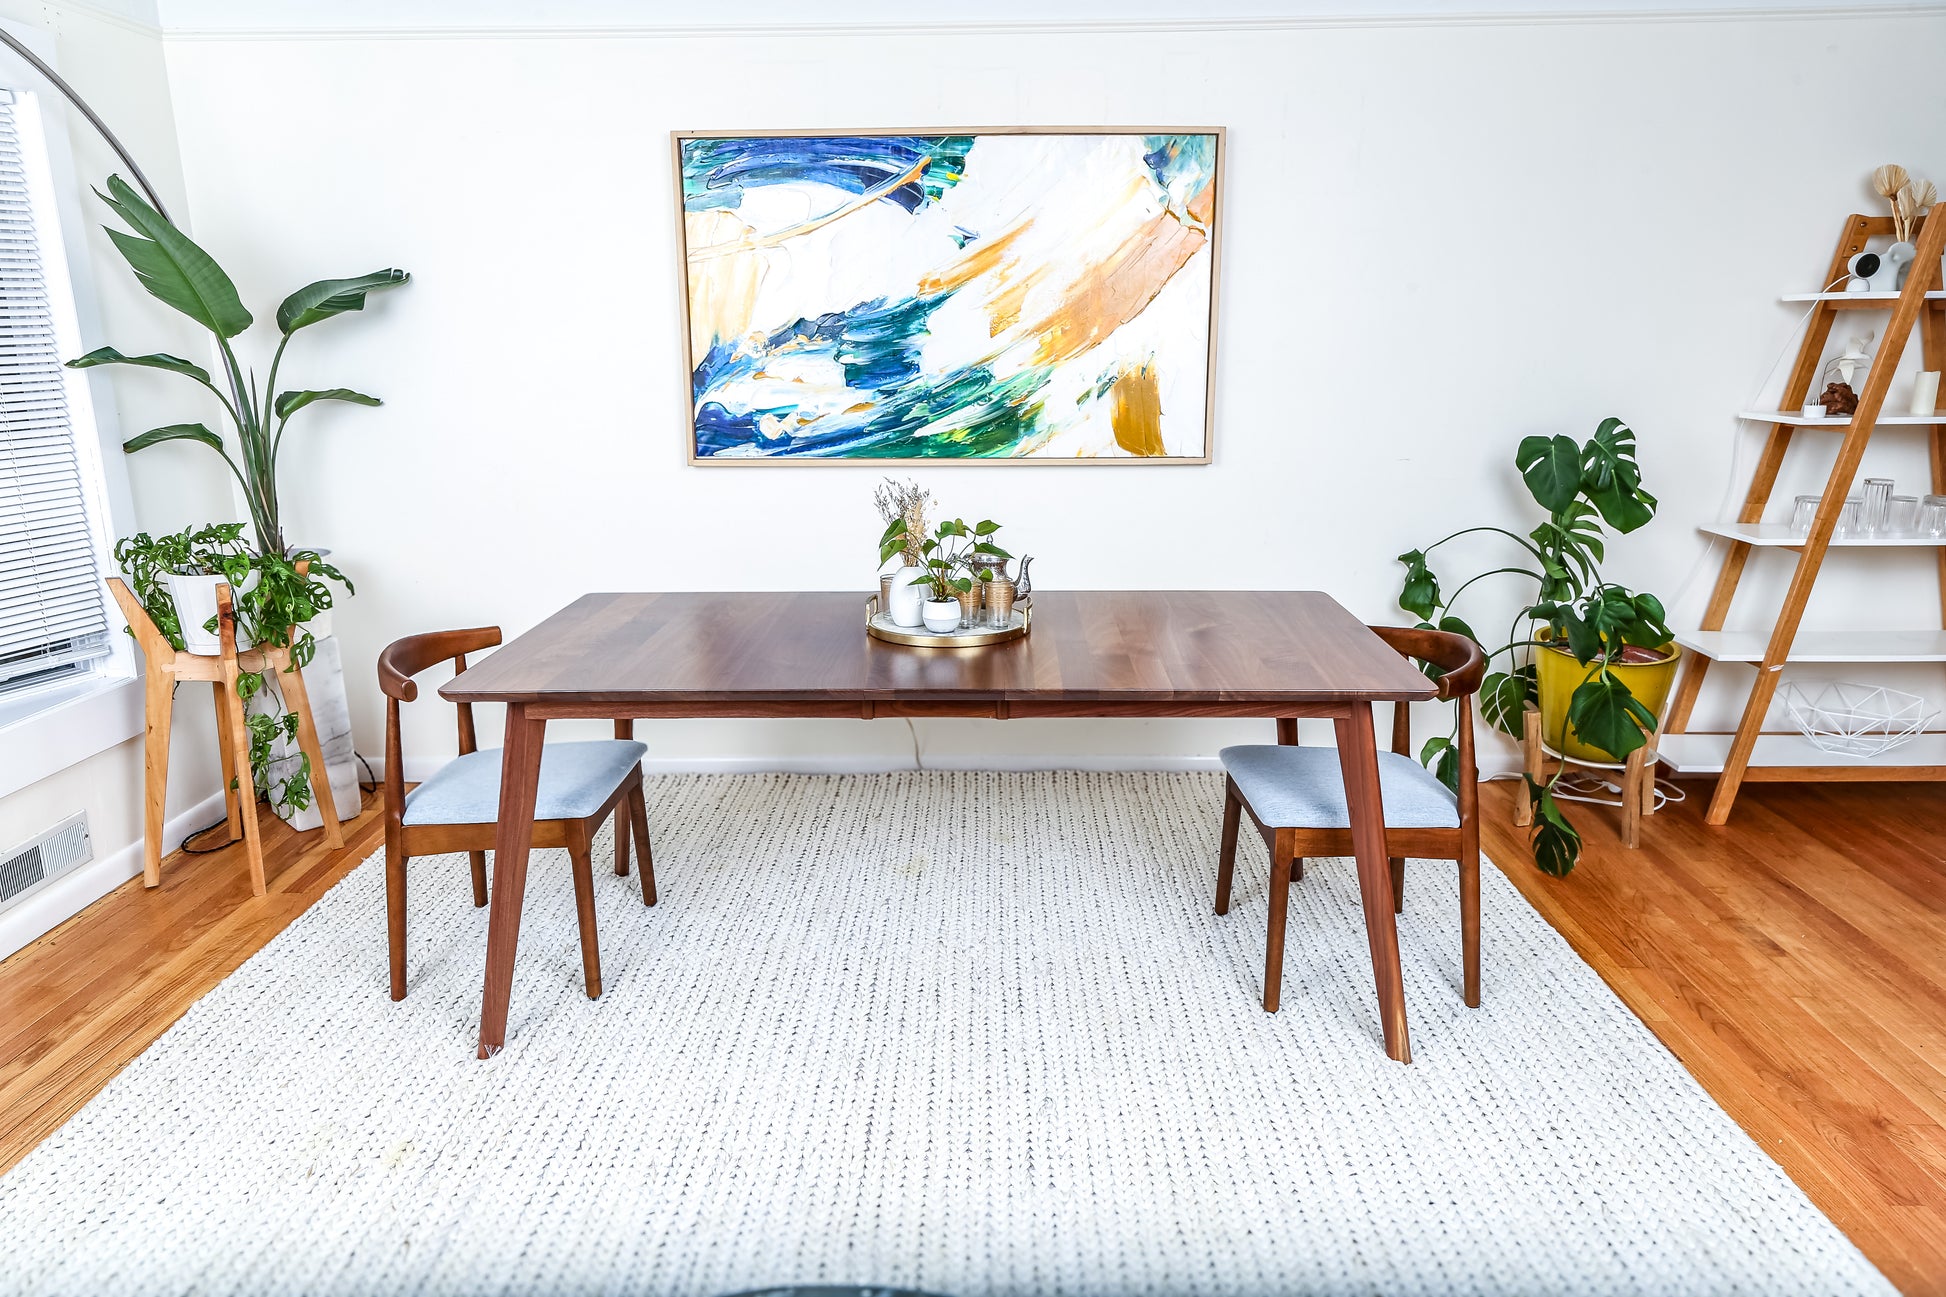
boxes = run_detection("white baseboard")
[0,790,226,963]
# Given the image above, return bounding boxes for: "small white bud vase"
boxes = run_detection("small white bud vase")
[887,565,928,628]
[922,600,962,633]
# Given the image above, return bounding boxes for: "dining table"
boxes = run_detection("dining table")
[441,589,1441,1063]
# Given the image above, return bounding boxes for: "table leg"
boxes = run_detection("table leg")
[1335,701,1411,1063]
[477,703,546,1058]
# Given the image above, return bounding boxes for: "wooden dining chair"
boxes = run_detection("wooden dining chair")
[1216,625,1485,1014]
[378,627,656,1002]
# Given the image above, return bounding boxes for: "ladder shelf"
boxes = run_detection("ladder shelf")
[1660,210,1946,822]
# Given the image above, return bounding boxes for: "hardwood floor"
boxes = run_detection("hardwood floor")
[0,773,1941,1292]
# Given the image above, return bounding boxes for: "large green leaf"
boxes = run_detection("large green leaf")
[274,388,381,421]
[1420,736,1460,793]
[1479,669,1530,737]
[65,346,211,385]
[1516,434,1582,513]
[96,176,252,339]
[123,422,225,454]
[275,268,410,334]
[1581,417,1658,534]
[1397,548,1441,620]
[1565,672,1657,760]
[1527,778,1582,876]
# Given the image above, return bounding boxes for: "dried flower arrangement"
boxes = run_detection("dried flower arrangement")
[1872,163,1936,244]
[874,477,930,567]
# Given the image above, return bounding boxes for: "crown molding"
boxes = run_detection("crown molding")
[153,1,1946,42]
[18,0,164,39]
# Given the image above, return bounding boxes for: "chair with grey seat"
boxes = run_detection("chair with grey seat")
[1215,625,1484,1014]
[378,626,655,1002]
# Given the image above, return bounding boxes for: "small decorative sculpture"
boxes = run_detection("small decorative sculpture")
[1819,382,1859,417]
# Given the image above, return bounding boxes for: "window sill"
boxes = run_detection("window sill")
[0,670,142,800]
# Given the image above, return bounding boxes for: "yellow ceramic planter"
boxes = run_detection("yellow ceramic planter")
[1534,639,1681,763]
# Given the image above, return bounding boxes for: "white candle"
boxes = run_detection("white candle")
[1912,371,1942,417]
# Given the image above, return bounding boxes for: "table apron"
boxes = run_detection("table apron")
[516,699,1388,721]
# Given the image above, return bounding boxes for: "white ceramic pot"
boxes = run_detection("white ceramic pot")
[162,571,256,656]
[922,600,962,633]
[887,565,928,628]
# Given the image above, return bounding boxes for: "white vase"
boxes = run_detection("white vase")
[922,600,962,633]
[251,632,361,831]
[161,571,256,656]
[887,565,928,627]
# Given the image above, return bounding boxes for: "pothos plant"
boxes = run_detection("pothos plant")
[114,523,350,813]
[1395,417,1669,877]
[880,515,1012,601]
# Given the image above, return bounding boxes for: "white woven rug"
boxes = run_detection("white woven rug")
[0,773,1890,1296]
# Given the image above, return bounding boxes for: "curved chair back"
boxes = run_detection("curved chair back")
[1369,625,1486,701]
[376,626,503,831]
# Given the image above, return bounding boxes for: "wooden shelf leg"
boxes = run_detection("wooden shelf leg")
[1513,705,1541,828]
[210,685,242,842]
[276,654,344,849]
[140,671,173,888]
[1621,748,1645,848]
[215,672,267,895]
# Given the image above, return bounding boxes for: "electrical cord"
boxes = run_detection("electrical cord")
[176,748,380,855]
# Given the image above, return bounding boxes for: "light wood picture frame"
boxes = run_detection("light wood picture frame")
[673,126,1223,466]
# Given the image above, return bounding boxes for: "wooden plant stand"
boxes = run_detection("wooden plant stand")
[1660,210,1946,823]
[1513,705,1657,848]
[106,577,344,896]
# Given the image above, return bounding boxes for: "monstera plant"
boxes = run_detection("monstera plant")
[67,175,408,557]
[1396,418,1672,876]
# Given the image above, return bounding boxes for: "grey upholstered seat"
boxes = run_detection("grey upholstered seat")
[402,739,648,826]
[1218,744,1459,830]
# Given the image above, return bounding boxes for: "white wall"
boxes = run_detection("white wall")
[138,9,1946,779]
[0,0,234,957]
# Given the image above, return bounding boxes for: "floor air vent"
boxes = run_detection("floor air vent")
[0,813,91,913]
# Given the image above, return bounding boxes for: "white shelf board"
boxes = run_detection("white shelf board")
[1779,290,1946,303]
[1658,731,1946,774]
[1672,628,1946,663]
[1736,410,1943,427]
[1697,521,1946,548]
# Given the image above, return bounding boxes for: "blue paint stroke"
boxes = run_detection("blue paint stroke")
[682,135,973,215]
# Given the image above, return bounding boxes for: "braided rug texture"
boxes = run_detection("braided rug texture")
[0,772,1890,1296]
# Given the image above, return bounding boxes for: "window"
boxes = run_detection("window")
[0,87,113,699]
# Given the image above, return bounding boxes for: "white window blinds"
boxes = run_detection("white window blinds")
[0,89,111,694]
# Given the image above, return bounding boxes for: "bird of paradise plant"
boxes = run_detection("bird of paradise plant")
[66,174,408,558]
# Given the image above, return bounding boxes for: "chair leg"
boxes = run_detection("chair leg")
[217,674,267,896]
[1263,829,1295,1011]
[1389,856,1405,914]
[386,835,408,1000]
[468,851,488,907]
[628,778,656,907]
[140,671,173,887]
[1291,858,1304,883]
[1216,783,1241,915]
[1460,845,1481,1009]
[568,832,603,998]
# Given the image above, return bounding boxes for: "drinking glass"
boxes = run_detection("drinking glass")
[1790,494,1820,533]
[1837,496,1863,538]
[1888,495,1919,534]
[1920,494,1946,537]
[1861,477,1894,533]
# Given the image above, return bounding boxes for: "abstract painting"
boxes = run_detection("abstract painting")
[675,128,1222,464]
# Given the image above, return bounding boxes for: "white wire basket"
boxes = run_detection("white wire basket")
[1781,681,1939,757]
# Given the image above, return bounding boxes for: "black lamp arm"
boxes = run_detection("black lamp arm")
[0,26,169,221]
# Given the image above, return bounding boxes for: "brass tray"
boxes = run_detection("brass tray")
[865,595,1030,648]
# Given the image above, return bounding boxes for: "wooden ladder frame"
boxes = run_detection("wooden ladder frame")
[1661,210,1946,824]
[106,575,345,895]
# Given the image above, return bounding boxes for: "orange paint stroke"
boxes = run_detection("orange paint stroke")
[1108,359,1164,456]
